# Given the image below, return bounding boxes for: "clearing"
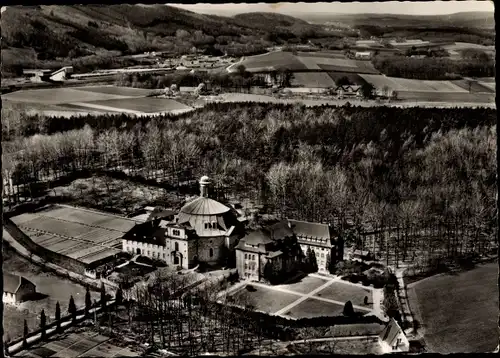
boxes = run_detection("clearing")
[407,261,498,353]
[315,281,373,308]
[49,176,185,216]
[230,51,308,72]
[72,85,153,97]
[229,285,300,314]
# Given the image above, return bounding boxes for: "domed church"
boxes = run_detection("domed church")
[122,176,246,269]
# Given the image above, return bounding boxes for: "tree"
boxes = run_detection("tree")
[55,301,61,331]
[69,295,77,322]
[23,319,28,348]
[336,76,351,87]
[40,309,47,340]
[100,282,107,311]
[85,285,92,316]
[360,82,375,99]
[115,286,123,306]
[343,300,355,317]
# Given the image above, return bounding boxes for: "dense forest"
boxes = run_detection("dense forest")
[2,103,496,270]
[371,54,495,80]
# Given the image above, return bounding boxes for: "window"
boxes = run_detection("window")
[163,253,166,259]
[244,253,247,259]
[174,242,179,251]
[244,263,248,270]
[209,248,214,257]
[321,253,324,258]
[212,222,217,229]
[252,255,255,260]
[147,251,150,256]
[173,229,180,236]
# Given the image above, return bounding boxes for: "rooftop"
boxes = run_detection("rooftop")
[3,272,33,294]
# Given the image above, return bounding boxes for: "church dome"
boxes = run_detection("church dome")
[179,196,230,216]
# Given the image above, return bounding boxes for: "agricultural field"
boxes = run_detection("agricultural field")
[13,329,139,358]
[1,85,192,116]
[290,337,382,355]
[230,51,308,72]
[296,51,346,59]
[76,97,192,114]
[407,261,498,353]
[296,55,358,70]
[395,91,495,103]
[359,74,468,92]
[451,80,495,93]
[2,241,100,341]
[291,72,336,88]
[314,282,372,308]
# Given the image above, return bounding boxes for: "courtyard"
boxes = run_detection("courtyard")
[226,273,376,319]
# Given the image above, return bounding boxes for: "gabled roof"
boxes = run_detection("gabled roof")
[3,272,34,294]
[264,220,294,241]
[243,230,273,246]
[288,219,331,240]
[379,318,405,345]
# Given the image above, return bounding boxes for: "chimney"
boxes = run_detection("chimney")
[199,176,211,198]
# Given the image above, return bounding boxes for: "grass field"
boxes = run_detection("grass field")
[296,51,346,59]
[407,262,498,353]
[230,285,300,314]
[78,97,192,113]
[284,298,346,319]
[2,242,100,341]
[290,337,382,354]
[315,282,372,308]
[291,72,336,88]
[72,86,153,96]
[277,275,328,294]
[2,88,129,105]
[396,91,495,103]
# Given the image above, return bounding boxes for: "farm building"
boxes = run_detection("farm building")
[22,69,52,82]
[7,205,139,278]
[378,318,410,353]
[3,272,36,305]
[122,176,246,269]
[355,51,372,60]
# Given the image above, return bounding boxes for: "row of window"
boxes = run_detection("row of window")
[204,222,218,230]
[244,263,257,271]
[125,241,181,252]
[244,253,256,260]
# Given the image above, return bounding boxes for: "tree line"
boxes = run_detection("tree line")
[371,55,495,80]
[2,103,496,271]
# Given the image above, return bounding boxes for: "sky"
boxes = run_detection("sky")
[170,1,494,16]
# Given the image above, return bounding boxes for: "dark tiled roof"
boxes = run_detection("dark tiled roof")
[4,272,34,294]
[264,220,294,241]
[244,230,273,246]
[123,222,166,246]
[266,250,283,258]
[288,219,331,240]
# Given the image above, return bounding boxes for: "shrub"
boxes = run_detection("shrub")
[343,301,355,317]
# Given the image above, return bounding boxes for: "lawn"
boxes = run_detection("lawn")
[72,86,153,97]
[229,285,300,314]
[314,281,372,308]
[285,298,345,319]
[407,261,498,353]
[290,337,382,354]
[2,242,100,341]
[81,97,192,113]
[277,275,328,295]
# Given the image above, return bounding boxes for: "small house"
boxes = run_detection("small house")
[3,273,36,304]
[378,318,410,354]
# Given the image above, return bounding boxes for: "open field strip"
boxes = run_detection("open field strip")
[291,72,336,88]
[70,101,143,114]
[2,87,134,105]
[72,85,154,96]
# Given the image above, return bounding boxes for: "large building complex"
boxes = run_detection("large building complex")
[122,176,246,269]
